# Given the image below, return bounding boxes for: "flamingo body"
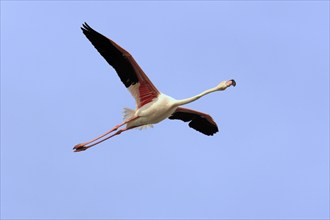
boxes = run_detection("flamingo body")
[128,93,177,128]
[73,23,236,152]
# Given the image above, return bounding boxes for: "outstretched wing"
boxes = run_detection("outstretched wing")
[168,107,219,135]
[81,22,159,108]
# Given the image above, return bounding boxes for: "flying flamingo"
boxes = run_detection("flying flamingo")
[73,23,236,152]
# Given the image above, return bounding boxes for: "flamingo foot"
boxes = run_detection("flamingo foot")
[73,143,90,152]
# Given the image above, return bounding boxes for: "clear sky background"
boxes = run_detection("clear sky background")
[1,1,329,219]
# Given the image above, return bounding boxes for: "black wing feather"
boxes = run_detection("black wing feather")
[81,22,138,87]
[169,108,219,136]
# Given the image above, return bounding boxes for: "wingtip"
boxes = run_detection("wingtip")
[209,126,219,136]
[81,22,92,32]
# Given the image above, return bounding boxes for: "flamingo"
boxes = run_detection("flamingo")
[73,22,236,152]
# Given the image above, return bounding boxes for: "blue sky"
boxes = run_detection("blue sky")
[1,1,329,219]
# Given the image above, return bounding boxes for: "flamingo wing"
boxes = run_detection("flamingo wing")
[169,107,219,135]
[81,22,159,108]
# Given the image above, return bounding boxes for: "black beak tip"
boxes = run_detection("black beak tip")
[231,79,236,87]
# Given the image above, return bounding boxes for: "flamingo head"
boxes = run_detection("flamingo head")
[216,79,236,91]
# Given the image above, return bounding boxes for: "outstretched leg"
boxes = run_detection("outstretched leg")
[74,126,138,152]
[73,116,139,152]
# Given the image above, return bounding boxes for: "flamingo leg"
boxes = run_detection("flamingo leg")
[74,126,138,152]
[73,116,139,152]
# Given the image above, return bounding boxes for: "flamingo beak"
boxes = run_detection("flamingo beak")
[231,79,236,87]
[225,79,236,87]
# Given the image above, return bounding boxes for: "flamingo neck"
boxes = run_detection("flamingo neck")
[174,87,218,107]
